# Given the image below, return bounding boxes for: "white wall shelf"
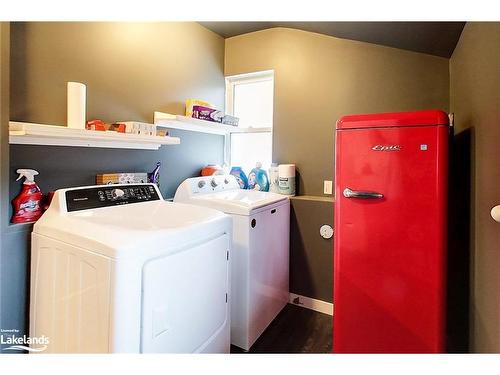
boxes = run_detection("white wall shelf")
[154,112,272,136]
[9,121,180,150]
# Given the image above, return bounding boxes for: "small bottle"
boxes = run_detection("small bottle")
[230,166,248,189]
[148,162,161,186]
[268,163,280,193]
[11,169,44,224]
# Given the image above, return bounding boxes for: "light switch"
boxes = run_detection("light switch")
[324,180,333,195]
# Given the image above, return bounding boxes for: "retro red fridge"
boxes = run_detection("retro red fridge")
[333,110,449,353]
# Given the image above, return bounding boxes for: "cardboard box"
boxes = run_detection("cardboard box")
[96,173,148,185]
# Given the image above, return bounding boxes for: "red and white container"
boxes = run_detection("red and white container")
[11,169,44,224]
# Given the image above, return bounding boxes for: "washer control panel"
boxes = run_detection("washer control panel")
[65,184,160,212]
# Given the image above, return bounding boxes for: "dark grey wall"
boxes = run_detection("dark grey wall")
[1,227,30,352]
[290,197,333,303]
[0,23,7,229]
[9,130,223,205]
[0,22,17,351]
[450,22,500,353]
[203,22,465,58]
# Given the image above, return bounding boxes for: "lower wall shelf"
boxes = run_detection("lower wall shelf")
[9,121,181,150]
[290,195,335,203]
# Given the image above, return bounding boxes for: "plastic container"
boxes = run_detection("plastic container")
[248,162,270,192]
[148,162,161,186]
[11,169,44,224]
[230,167,248,189]
[268,163,280,193]
[201,164,223,176]
[279,164,296,196]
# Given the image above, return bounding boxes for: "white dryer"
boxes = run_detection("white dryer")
[30,183,231,353]
[175,175,290,351]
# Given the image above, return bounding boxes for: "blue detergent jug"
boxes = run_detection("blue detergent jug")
[247,162,269,192]
[230,167,248,189]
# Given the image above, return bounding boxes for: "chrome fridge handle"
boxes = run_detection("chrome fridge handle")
[343,187,383,199]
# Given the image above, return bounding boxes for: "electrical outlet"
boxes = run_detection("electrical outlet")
[324,180,333,195]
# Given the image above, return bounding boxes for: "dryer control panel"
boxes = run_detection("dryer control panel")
[175,175,240,201]
[65,184,160,212]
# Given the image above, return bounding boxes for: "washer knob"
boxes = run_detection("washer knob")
[198,180,206,189]
[112,188,125,198]
[211,178,218,188]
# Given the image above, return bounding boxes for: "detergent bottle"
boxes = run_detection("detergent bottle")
[268,163,280,193]
[230,166,248,189]
[11,169,44,224]
[148,161,161,186]
[247,162,270,192]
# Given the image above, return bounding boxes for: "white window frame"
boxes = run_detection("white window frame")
[224,70,274,167]
[225,70,274,123]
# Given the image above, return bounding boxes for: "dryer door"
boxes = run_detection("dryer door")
[141,234,230,353]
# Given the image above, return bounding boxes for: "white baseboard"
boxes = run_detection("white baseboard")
[289,293,334,316]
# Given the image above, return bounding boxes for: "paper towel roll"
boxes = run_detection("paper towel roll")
[67,82,86,129]
[491,205,500,223]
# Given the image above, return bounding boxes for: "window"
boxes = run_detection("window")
[225,71,274,174]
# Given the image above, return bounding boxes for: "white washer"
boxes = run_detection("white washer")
[175,175,290,350]
[30,183,231,353]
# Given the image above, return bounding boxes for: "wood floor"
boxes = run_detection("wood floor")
[230,303,333,354]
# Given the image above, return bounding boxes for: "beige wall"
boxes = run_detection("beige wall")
[450,22,500,353]
[225,27,450,195]
[10,22,225,124]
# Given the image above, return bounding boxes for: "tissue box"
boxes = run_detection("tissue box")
[192,106,224,122]
[192,106,239,126]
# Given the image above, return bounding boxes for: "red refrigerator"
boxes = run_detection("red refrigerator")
[333,110,449,353]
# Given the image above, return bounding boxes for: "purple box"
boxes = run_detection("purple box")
[192,105,224,123]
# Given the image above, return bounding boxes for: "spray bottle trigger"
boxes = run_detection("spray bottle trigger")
[16,169,39,183]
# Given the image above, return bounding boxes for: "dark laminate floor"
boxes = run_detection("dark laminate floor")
[230,303,332,354]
